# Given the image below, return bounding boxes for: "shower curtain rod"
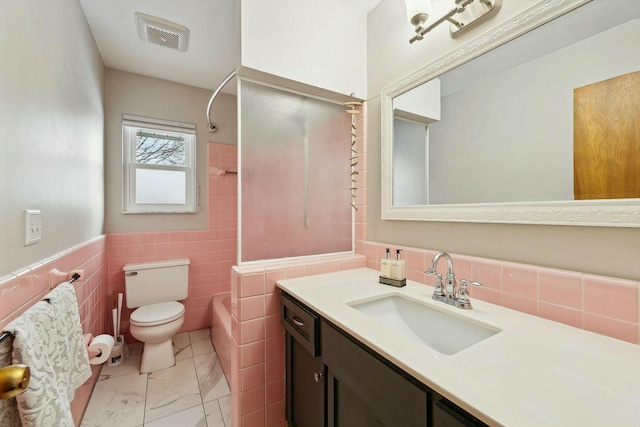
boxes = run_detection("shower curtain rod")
[206,69,237,133]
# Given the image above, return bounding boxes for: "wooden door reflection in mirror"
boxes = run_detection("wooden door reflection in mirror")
[574,71,640,200]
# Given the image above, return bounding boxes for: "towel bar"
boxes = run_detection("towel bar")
[0,271,81,399]
[49,269,82,289]
[0,271,80,344]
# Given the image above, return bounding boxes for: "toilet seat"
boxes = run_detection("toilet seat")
[130,301,185,327]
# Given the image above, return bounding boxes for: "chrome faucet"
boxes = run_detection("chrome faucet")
[425,251,482,309]
[425,251,454,303]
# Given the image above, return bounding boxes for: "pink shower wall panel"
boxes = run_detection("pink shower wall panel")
[229,104,369,427]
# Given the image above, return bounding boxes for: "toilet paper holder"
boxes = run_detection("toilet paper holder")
[84,334,102,358]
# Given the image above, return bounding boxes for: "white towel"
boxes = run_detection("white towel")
[5,301,75,427]
[0,335,21,427]
[44,282,92,398]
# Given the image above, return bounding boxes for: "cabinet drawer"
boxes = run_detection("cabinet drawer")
[432,392,488,427]
[322,322,428,427]
[281,292,320,356]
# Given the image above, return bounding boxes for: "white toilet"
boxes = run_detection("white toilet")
[123,258,190,373]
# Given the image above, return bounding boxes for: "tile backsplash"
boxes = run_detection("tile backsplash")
[363,242,640,345]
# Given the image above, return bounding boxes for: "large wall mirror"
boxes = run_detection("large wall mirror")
[381,0,640,226]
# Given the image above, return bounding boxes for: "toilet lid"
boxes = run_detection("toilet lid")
[130,301,185,326]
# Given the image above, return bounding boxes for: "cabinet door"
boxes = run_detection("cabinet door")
[286,334,325,427]
[326,369,386,427]
[322,322,428,427]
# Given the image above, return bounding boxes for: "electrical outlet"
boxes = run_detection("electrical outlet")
[24,210,42,246]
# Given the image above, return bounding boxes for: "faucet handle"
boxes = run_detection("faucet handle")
[456,279,482,309]
[425,269,441,284]
[459,279,482,287]
[425,269,445,299]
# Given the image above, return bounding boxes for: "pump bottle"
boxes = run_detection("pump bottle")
[380,248,391,278]
[390,249,406,281]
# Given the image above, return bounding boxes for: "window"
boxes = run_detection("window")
[123,115,196,213]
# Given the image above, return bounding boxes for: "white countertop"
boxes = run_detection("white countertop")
[277,268,640,427]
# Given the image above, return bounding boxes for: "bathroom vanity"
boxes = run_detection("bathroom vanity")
[282,291,485,426]
[277,268,640,427]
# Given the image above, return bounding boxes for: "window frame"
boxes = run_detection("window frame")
[122,115,197,214]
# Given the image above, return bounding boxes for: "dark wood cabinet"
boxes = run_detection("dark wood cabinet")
[282,293,324,427]
[281,291,488,427]
[327,371,387,427]
[287,337,324,427]
[431,392,489,427]
[323,321,428,427]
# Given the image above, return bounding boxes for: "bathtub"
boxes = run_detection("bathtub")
[210,292,232,383]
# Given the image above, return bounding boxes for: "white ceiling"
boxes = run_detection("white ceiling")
[80,0,381,95]
[79,0,237,93]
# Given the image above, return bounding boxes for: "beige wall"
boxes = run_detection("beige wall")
[0,0,105,277]
[366,0,640,281]
[104,69,237,233]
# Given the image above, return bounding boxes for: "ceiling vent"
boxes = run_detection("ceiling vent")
[135,12,189,52]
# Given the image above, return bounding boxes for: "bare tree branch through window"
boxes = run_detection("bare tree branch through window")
[136,133,186,166]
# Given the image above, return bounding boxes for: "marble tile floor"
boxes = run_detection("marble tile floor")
[81,328,231,427]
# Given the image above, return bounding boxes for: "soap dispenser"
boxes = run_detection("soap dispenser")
[390,249,406,281]
[379,250,406,287]
[381,248,391,279]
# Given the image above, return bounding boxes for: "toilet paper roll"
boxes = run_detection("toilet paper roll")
[88,334,115,365]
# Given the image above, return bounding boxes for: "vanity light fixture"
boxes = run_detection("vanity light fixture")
[406,0,502,44]
[405,0,431,43]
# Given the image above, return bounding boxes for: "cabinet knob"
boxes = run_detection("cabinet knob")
[314,372,323,382]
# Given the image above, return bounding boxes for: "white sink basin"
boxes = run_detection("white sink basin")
[349,294,500,355]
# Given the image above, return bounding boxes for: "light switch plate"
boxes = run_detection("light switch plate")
[24,209,42,246]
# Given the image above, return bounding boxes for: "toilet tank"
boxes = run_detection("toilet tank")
[124,258,190,309]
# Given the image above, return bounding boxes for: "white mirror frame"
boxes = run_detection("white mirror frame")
[381,0,640,227]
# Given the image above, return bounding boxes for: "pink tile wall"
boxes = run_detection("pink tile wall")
[362,242,640,345]
[0,235,108,426]
[231,254,367,427]
[107,143,238,338]
[0,235,108,336]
